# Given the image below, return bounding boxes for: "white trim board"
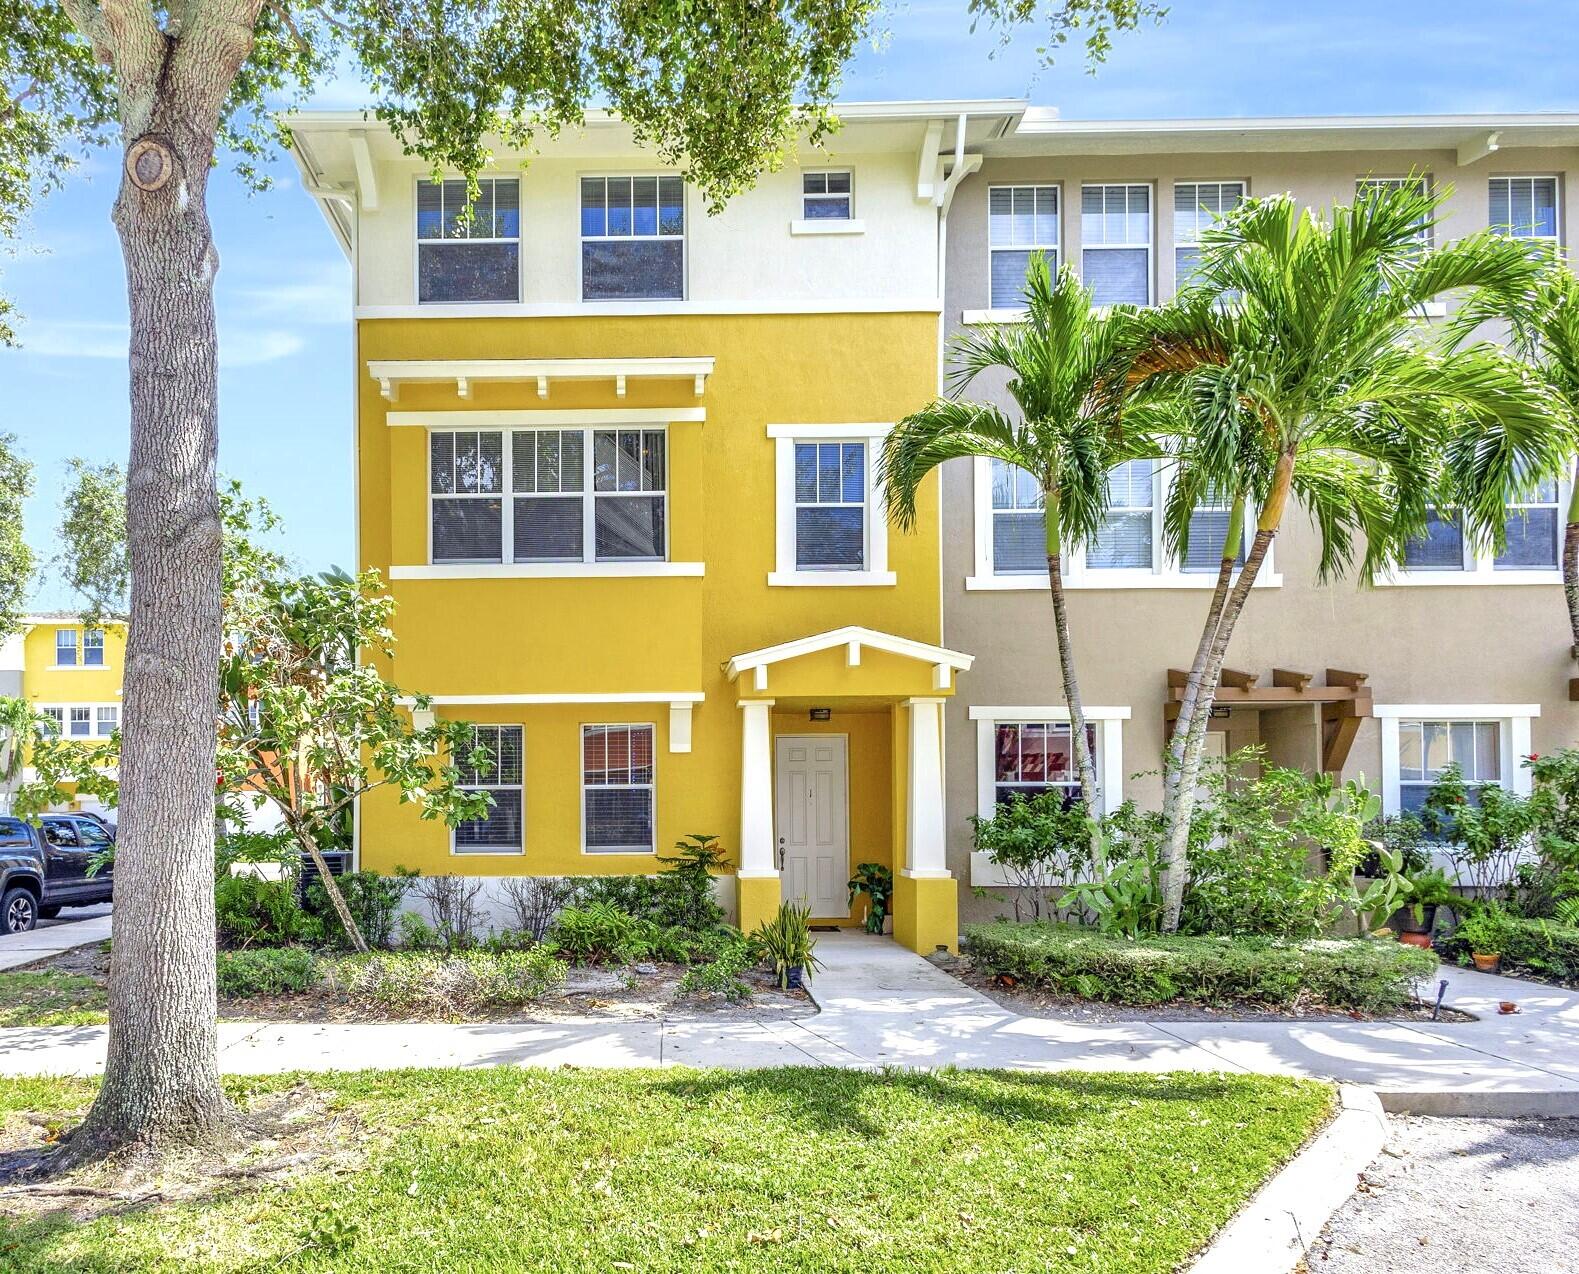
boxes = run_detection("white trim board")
[390,563,704,581]
[387,408,707,428]
[356,299,944,320]
[424,692,704,705]
[726,624,973,693]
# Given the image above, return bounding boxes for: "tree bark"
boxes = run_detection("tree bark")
[54,0,263,1165]
[1564,458,1579,659]
[1046,551,1099,824]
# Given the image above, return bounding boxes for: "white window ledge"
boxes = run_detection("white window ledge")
[390,562,705,581]
[1377,570,1562,587]
[964,570,1281,592]
[790,219,866,236]
[962,308,1028,325]
[767,570,897,588]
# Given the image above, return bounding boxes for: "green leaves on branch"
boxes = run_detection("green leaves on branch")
[0,433,33,641]
[57,458,127,627]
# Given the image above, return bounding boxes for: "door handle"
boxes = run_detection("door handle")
[777,836,785,870]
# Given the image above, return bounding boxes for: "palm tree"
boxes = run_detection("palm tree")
[881,257,1145,816]
[1136,183,1567,931]
[1451,262,1579,656]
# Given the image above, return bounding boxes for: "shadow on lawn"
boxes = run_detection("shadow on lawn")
[655,1066,1266,1141]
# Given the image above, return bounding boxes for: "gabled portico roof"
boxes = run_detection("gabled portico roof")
[725,626,974,694]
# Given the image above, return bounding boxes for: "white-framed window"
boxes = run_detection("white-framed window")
[969,706,1130,885]
[416,177,521,304]
[55,629,77,667]
[1490,176,1561,253]
[82,629,105,667]
[1081,183,1152,306]
[68,707,91,738]
[1356,175,1433,249]
[580,175,685,301]
[430,428,668,565]
[769,426,894,587]
[582,723,655,853]
[1173,180,1245,289]
[95,706,118,737]
[453,724,524,854]
[967,458,1270,590]
[802,170,852,220]
[38,707,63,736]
[1394,479,1564,581]
[1376,704,1537,821]
[987,185,1060,310]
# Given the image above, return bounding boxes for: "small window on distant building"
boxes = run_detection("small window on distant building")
[82,629,105,666]
[55,629,77,666]
[802,171,852,220]
[39,707,63,736]
[416,177,520,304]
[96,706,118,736]
[69,707,91,737]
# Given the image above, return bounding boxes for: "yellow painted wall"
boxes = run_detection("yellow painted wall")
[21,623,125,706]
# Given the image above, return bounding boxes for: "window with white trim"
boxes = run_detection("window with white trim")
[82,629,105,667]
[39,707,63,736]
[802,171,852,220]
[1400,480,1562,575]
[95,706,118,737]
[988,459,1045,573]
[431,428,668,565]
[1397,719,1502,817]
[1182,494,1246,573]
[988,185,1060,309]
[582,724,655,853]
[991,721,1096,810]
[68,707,91,738]
[1356,176,1433,250]
[453,724,524,853]
[417,178,520,304]
[1173,181,1245,289]
[794,441,867,571]
[581,176,685,300]
[1081,184,1152,305]
[55,629,77,666]
[1087,460,1154,570]
[1490,176,1560,254]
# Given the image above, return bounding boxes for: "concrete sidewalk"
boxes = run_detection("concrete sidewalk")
[0,908,111,972]
[1,930,1576,1112]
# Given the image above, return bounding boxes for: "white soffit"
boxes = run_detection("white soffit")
[367,356,715,403]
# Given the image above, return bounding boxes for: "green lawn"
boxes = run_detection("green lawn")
[0,974,107,1028]
[0,1068,1332,1272]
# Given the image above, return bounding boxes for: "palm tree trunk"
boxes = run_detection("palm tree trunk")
[1159,459,1292,932]
[1046,550,1099,818]
[1564,459,1579,659]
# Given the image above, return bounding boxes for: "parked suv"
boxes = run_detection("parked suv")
[0,814,115,934]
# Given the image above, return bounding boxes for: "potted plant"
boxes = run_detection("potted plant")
[1455,904,1516,973]
[1389,866,1457,947]
[752,901,822,990]
[846,862,894,935]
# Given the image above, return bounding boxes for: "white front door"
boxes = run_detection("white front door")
[775,735,849,918]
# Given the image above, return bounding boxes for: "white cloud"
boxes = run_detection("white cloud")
[227,259,351,325]
[14,318,305,368]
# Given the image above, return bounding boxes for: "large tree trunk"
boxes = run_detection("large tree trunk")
[1564,458,1579,659]
[1046,551,1099,821]
[54,4,261,1164]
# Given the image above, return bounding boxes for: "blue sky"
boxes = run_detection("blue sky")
[5,0,1577,606]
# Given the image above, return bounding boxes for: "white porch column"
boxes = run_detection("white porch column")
[738,699,777,876]
[905,697,950,877]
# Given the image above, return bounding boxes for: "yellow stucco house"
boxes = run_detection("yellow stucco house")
[288,104,1023,952]
[0,614,125,817]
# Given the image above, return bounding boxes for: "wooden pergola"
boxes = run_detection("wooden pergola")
[1165,666,1374,775]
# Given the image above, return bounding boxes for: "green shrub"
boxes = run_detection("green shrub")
[580,876,660,918]
[964,922,1437,1014]
[216,946,320,997]
[1439,913,1579,985]
[304,868,417,950]
[547,902,657,965]
[678,932,758,1000]
[321,948,567,1014]
[398,911,439,950]
[651,834,728,933]
[215,873,308,949]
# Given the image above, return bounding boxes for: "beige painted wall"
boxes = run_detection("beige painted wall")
[940,147,1579,921]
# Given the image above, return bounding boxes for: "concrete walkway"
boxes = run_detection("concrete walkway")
[1,930,1576,1112]
[0,907,111,972]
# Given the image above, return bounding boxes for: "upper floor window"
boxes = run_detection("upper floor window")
[989,459,1045,574]
[1182,494,1246,574]
[416,178,520,304]
[82,629,105,666]
[1174,181,1245,289]
[1490,176,1560,252]
[581,176,685,301]
[794,442,867,570]
[988,185,1060,310]
[429,428,667,565]
[55,629,77,666]
[583,724,655,853]
[454,724,524,853]
[1081,184,1152,306]
[802,171,852,220]
[1356,176,1433,251]
[1088,460,1155,570]
[1401,483,1561,575]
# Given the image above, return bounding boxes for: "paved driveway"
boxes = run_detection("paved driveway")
[0,906,112,971]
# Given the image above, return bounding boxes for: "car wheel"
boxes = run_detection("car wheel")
[37,905,60,920]
[2,887,39,934]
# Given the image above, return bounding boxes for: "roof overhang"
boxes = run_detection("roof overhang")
[366,356,714,403]
[726,625,974,694]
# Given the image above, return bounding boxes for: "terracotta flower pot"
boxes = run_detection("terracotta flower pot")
[1398,931,1433,949]
[1472,952,1501,973]
[1498,1001,1519,1015]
